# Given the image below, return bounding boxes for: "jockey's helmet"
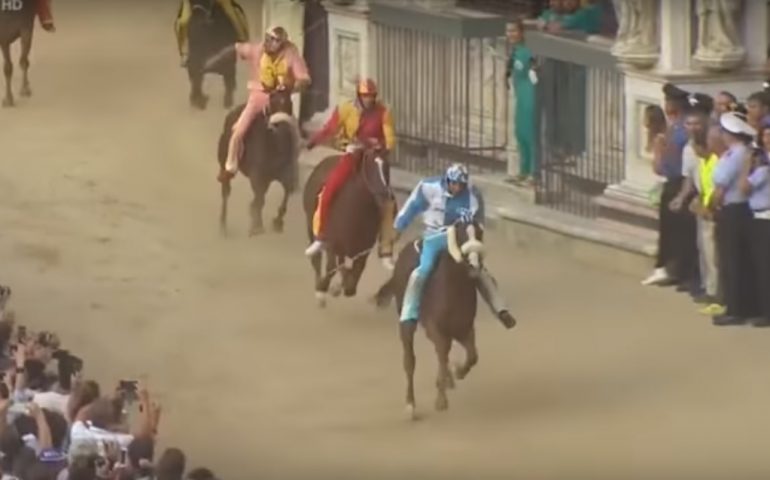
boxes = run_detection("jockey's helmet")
[265,26,288,53]
[445,163,469,185]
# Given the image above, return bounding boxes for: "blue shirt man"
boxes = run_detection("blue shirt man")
[713,142,751,205]
[394,164,515,328]
[748,164,770,211]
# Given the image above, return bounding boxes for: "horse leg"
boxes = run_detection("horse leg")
[271,182,289,233]
[432,326,452,411]
[219,179,232,237]
[454,328,478,381]
[1,44,14,107]
[223,64,235,109]
[188,67,208,109]
[400,321,418,420]
[342,256,368,297]
[314,253,336,307]
[19,28,33,97]
[248,176,268,236]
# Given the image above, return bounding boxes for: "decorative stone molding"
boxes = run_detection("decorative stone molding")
[610,0,660,70]
[692,0,745,72]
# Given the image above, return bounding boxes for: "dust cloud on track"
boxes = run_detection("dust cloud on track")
[1,2,770,479]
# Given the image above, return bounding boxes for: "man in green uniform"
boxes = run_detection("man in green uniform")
[506,20,538,185]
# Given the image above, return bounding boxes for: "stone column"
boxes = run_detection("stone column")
[657,1,691,72]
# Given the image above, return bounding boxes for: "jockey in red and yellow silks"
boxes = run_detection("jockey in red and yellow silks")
[305,78,398,269]
[217,26,311,182]
[36,0,54,32]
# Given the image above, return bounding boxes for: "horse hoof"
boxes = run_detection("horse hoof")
[435,396,448,411]
[20,86,31,97]
[405,404,417,421]
[2,98,14,107]
[315,291,327,308]
[271,219,283,233]
[249,226,265,236]
[329,282,342,298]
[453,363,467,381]
[190,95,208,110]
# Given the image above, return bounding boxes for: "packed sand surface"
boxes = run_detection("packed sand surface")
[2,3,770,479]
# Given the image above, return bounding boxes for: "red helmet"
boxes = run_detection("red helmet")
[356,78,378,97]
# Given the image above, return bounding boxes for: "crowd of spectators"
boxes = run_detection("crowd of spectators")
[0,287,219,479]
[641,80,770,327]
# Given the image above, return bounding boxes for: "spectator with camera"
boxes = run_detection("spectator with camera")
[69,380,161,459]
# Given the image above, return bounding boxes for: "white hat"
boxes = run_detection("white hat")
[720,111,757,137]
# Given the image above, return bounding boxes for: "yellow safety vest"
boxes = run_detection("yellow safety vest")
[698,153,718,207]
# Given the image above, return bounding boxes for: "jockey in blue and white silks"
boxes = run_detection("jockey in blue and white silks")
[393,163,516,328]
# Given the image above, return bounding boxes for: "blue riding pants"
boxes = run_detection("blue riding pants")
[400,231,448,322]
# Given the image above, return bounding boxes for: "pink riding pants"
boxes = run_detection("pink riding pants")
[224,89,270,173]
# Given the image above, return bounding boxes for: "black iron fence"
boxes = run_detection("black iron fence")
[529,31,625,218]
[370,3,509,176]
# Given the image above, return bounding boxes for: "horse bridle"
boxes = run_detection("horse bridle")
[356,148,389,197]
[191,0,215,21]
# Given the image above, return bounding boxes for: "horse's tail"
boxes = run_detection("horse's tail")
[372,277,395,309]
[268,112,301,193]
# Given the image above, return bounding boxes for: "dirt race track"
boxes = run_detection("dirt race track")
[3,3,770,479]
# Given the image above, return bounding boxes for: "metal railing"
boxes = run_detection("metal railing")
[371,6,510,176]
[529,30,625,218]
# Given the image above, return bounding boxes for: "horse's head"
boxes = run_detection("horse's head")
[446,217,485,276]
[351,142,390,205]
[190,0,215,20]
[268,89,293,117]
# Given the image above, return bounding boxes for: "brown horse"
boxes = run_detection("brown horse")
[302,147,392,306]
[0,0,35,107]
[373,219,486,418]
[218,91,300,236]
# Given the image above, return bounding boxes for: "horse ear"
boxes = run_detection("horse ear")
[446,225,463,263]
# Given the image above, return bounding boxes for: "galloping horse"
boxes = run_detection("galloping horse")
[186,0,238,109]
[217,90,300,236]
[373,219,486,418]
[303,146,392,306]
[0,0,35,107]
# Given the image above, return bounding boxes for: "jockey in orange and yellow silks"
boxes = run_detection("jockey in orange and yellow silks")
[305,78,398,270]
[175,0,249,66]
[215,26,310,182]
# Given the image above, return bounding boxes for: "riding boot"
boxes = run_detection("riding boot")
[476,268,516,329]
[175,0,191,64]
[305,238,325,256]
[400,271,425,322]
[36,0,55,31]
[378,196,397,270]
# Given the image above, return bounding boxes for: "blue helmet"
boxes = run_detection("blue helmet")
[445,163,469,185]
